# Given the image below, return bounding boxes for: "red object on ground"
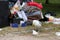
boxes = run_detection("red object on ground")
[27,2,43,9]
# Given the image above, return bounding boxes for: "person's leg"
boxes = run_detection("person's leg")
[21,10,28,21]
[17,11,23,19]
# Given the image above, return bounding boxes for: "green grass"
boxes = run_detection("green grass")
[35,0,60,4]
[42,4,60,17]
[34,0,60,17]
[49,0,60,4]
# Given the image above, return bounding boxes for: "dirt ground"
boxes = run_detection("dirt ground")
[0,24,60,40]
[0,33,60,40]
[0,31,60,40]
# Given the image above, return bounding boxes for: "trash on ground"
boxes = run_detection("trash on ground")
[52,18,60,24]
[45,14,55,22]
[0,28,3,31]
[55,32,60,36]
[32,20,42,28]
[32,30,38,35]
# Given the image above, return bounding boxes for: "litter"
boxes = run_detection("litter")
[32,30,38,35]
[52,18,60,24]
[45,14,55,22]
[32,20,42,28]
[0,28,3,31]
[55,32,60,36]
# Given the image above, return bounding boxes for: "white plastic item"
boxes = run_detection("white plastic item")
[0,28,2,31]
[55,32,60,36]
[32,30,38,35]
[53,18,60,24]
[33,20,42,28]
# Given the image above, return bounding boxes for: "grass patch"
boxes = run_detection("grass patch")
[34,0,60,17]
[42,4,60,17]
